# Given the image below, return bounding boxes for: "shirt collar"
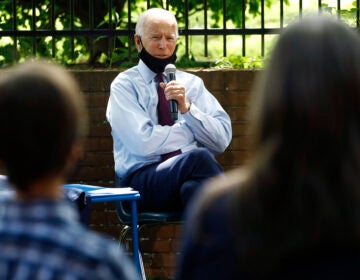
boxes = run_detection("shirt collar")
[138,60,163,84]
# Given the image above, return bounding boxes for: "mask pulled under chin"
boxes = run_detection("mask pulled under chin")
[138,47,177,74]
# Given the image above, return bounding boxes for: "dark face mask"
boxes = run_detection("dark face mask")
[138,46,177,74]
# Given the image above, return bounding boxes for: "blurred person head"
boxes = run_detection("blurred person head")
[0,60,87,195]
[196,15,360,276]
[236,14,360,274]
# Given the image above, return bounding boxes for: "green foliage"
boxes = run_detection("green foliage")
[176,55,214,69]
[0,0,90,66]
[320,1,359,26]
[214,55,264,69]
[0,0,358,68]
[109,41,138,68]
[0,0,271,67]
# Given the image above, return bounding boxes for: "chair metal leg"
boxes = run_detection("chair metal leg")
[118,226,146,280]
[119,225,131,250]
[130,200,142,278]
[117,199,143,277]
[139,249,146,280]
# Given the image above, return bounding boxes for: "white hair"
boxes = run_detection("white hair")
[135,8,179,38]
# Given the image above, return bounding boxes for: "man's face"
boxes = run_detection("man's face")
[135,16,177,59]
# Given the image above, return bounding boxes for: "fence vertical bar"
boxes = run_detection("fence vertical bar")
[357,0,360,28]
[108,0,113,64]
[241,0,246,56]
[70,0,75,62]
[109,0,112,27]
[184,0,189,58]
[31,0,36,56]
[12,0,18,62]
[280,0,284,28]
[89,0,94,62]
[128,0,133,61]
[51,0,55,59]
[261,0,265,57]
[223,0,227,57]
[204,0,208,57]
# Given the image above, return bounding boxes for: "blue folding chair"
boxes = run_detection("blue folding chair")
[114,176,183,279]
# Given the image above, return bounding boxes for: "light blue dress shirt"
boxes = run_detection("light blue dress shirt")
[106,60,232,179]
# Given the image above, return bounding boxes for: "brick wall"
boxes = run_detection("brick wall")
[69,68,258,279]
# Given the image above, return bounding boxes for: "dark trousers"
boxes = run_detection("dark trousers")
[118,148,223,212]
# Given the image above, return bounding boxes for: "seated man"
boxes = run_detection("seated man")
[106,8,232,212]
[0,60,137,279]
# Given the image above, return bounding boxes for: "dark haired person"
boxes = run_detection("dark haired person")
[106,8,232,212]
[0,60,137,279]
[176,16,360,279]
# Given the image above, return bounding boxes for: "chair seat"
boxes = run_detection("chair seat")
[116,200,183,225]
[138,210,183,223]
[115,175,183,225]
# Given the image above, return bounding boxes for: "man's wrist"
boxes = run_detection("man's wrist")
[180,101,191,114]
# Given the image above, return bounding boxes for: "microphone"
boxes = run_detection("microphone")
[164,64,178,121]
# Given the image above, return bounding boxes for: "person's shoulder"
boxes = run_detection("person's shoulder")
[202,167,247,204]
[187,167,247,223]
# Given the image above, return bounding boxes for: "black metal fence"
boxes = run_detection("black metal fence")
[0,0,359,67]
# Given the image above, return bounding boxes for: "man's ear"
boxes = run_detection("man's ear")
[134,34,142,52]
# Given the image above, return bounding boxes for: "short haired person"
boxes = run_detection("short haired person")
[0,60,137,279]
[176,16,360,279]
[106,8,232,212]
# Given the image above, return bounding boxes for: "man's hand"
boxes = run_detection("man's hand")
[160,81,190,114]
